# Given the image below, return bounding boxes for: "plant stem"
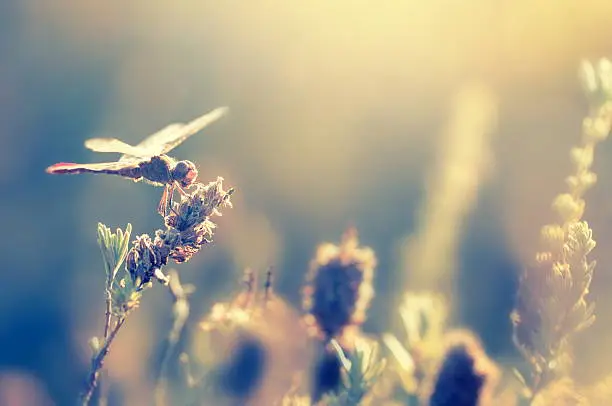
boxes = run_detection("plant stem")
[81,316,126,406]
[97,286,114,406]
[154,271,191,406]
[103,288,112,339]
[154,336,179,406]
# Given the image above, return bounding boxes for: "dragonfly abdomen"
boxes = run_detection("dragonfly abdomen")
[45,162,143,181]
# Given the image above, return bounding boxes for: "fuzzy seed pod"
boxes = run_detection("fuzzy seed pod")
[424,331,499,406]
[302,228,376,341]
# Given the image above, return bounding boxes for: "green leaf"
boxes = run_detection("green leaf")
[327,338,387,405]
[111,276,143,317]
[97,223,133,284]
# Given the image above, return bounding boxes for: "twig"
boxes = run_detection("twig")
[103,287,113,339]
[81,317,127,406]
[154,270,193,406]
[263,267,273,304]
[98,279,115,406]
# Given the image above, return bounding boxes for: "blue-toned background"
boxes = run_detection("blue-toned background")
[2,1,612,405]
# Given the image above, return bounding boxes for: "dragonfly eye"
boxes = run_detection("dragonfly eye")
[173,160,198,187]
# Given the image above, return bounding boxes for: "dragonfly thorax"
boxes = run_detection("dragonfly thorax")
[172,160,198,187]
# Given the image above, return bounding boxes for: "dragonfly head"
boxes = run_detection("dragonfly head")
[172,160,198,187]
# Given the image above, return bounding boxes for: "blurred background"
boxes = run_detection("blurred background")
[2,0,612,404]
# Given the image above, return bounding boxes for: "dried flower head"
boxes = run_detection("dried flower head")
[211,330,268,402]
[424,330,499,406]
[302,228,377,341]
[125,177,233,289]
[512,58,611,398]
[125,234,168,288]
[513,220,597,384]
[192,268,310,406]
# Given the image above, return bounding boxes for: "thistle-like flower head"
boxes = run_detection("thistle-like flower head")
[302,228,377,341]
[425,330,499,406]
[125,177,234,289]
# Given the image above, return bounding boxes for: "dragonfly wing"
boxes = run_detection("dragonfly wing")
[132,106,229,156]
[85,138,151,158]
[45,160,136,175]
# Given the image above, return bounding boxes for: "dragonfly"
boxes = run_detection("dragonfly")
[46,106,228,216]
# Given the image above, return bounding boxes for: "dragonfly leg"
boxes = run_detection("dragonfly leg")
[157,185,171,217]
[165,184,177,216]
[164,184,190,217]
[175,183,190,197]
[169,205,180,217]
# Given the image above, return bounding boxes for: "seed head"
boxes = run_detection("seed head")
[425,330,499,406]
[194,268,309,405]
[124,177,234,287]
[126,234,167,288]
[302,228,376,341]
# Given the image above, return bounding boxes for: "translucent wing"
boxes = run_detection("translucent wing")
[128,106,228,158]
[84,138,151,158]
